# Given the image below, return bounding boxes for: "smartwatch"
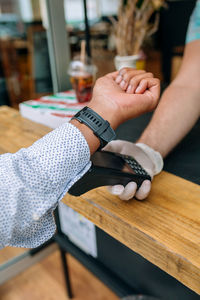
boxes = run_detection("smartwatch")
[72,106,116,148]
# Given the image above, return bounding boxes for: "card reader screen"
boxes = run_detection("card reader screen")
[91,151,135,174]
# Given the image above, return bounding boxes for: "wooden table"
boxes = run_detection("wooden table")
[0,106,199,295]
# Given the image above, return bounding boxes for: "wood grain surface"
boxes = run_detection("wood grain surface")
[0,106,199,294]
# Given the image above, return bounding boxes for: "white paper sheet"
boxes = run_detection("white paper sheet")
[58,202,97,258]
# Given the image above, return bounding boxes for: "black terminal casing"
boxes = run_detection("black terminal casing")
[68,150,151,196]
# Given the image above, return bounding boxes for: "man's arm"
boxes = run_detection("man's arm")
[0,71,159,248]
[105,40,200,201]
[138,40,200,157]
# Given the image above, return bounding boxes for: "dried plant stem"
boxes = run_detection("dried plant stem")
[115,0,164,56]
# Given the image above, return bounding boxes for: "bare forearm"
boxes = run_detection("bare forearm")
[138,83,200,157]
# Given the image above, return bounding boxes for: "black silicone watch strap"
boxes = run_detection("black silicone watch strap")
[72,106,116,148]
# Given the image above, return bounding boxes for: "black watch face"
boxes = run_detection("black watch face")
[91,151,136,174]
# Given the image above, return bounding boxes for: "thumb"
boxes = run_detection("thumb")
[144,78,160,102]
[135,78,160,94]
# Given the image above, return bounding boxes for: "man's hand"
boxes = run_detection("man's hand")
[88,69,160,130]
[71,69,160,155]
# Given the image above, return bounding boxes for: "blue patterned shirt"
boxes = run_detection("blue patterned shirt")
[0,122,91,248]
[186,0,200,44]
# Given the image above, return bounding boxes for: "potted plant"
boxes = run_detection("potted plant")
[112,0,165,70]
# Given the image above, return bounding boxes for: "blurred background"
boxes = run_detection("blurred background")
[0,1,197,300]
[0,0,196,107]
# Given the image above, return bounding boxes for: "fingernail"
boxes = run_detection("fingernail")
[127,85,132,93]
[115,75,122,83]
[120,80,126,89]
[135,85,141,93]
[111,185,124,195]
[142,181,151,192]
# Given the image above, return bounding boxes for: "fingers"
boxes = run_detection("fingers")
[107,185,124,195]
[142,78,160,108]
[106,71,119,81]
[144,77,160,94]
[107,180,151,201]
[108,180,151,201]
[115,67,155,94]
[107,182,137,200]
[135,78,149,94]
[115,67,132,84]
[126,72,154,94]
[135,180,151,200]
[117,69,146,91]
[118,182,137,201]
[106,68,159,102]
[115,68,138,85]
[135,77,160,95]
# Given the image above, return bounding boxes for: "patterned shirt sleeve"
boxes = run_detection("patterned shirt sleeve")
[0,122,91,249]
[186,0,200,44]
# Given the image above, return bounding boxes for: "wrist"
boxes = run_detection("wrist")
[137,132,165,157]
[70,119,100,155]
[70,106,117,154]
[88,99,120,130]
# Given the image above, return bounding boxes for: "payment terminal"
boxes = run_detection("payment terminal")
[68,150,151,196]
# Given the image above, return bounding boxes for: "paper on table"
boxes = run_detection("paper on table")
[19,90,85,128]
